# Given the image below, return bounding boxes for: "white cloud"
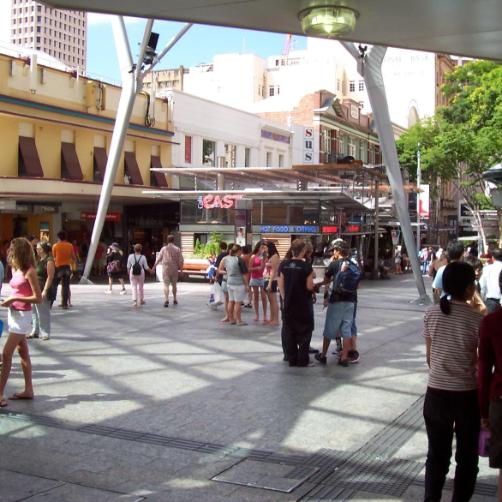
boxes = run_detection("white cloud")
[87,13,144,26]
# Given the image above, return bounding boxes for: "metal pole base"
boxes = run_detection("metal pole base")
[410,294,432,306]
[79,276,94,285]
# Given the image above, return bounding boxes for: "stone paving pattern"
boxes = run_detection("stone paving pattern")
[0,275,498,501]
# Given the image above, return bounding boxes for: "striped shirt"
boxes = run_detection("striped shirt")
[423,302,483,391]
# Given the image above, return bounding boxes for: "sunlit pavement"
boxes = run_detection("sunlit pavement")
[0,275,497,501]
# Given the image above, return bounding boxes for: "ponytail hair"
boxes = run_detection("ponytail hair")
[440,262,475,315]
[439,295,451,315]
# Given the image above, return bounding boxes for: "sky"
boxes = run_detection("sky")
[87,13,307,83]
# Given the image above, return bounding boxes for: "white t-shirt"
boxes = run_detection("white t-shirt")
[127,253,148,273]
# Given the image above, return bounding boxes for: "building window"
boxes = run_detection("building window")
[277,85,280,95]
[269,85,275,97]
[266,151,272,167]
[244,147,251,167]
[278,154,284,167]
[224,144,236,167]
[184,135,192,164]
[349,80,355,92]
[358,80,365,91]
[202,139,215,166]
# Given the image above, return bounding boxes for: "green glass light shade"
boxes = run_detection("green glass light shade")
[299,6,358,37]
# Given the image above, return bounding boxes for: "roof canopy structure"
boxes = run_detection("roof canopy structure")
[45,0,502,61]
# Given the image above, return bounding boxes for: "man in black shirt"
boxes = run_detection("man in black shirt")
[278,239,314,367]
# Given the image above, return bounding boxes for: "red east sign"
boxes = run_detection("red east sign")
[201,194,242,209]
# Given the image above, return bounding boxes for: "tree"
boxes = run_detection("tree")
[397,60,502,250]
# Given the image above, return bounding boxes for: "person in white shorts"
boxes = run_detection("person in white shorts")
[218,244,249,326]
[0,237,42,408]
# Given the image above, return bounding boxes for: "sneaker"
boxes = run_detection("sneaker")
[41,335,50,341]
[120,289,126,295]
[105,289,112,294]
[315,353,327,365]
[348,350,360,363]
[309,347,319,354]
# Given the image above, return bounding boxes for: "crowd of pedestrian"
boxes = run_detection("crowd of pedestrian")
[0,231,501,500]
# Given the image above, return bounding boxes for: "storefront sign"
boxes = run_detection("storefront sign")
[418,184,430,218]
[304,127,314,163]
[346,224,361,233]
[261,129,291,144]
[321,225,339,233]
[81,211,121,222]
[260,225,319,234]
[197,194,242,209]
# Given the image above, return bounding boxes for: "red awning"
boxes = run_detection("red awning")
[93,147,107,182]
[150,156,168,187]
[18,137,44,177]
[61,142,83,181]
[124,152,144,185]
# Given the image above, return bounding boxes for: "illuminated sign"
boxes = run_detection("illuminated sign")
[260,225,319,234]
[346,224,361,233]
[321,226,339,233]
[197,194,242,210]
[81,211,121,222]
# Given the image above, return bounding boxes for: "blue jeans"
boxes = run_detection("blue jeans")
[32,298,51,338]
[322,301,354,340]
[423,387,479,502]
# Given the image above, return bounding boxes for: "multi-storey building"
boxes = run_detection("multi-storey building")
[0,0,86,69]
[0,49,176,250]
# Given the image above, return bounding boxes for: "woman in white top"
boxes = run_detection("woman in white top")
[423,261,483,502]
[127,243,152,307]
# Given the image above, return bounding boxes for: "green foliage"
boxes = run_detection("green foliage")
[397,60,502,182]
[192,232,224,258]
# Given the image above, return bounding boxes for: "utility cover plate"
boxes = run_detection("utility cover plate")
[212,459,318,493]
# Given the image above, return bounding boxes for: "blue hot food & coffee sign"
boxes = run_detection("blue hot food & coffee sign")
[259,225,319,234]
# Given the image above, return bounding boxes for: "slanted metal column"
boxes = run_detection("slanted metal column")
[81,17,152,282]
[81,20,192,283]
[341,42,429,303]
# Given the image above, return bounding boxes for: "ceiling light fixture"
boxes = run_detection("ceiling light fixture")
[298,5,358,38]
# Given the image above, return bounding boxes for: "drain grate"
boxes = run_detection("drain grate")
[212,458,319,493]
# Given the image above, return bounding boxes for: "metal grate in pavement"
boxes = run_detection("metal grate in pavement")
[212,458,319,493]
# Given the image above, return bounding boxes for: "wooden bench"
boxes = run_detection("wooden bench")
[182,258,210,278]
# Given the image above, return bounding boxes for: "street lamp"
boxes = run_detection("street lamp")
[298,4,358,38]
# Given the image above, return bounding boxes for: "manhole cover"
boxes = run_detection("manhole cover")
[212,459,319,493]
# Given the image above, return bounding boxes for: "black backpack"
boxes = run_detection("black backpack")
[132,256,142,276]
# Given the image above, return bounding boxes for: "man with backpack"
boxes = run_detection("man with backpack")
[315,240,361,367]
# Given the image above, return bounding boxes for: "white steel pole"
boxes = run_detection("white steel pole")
[416,143,421,252]
[81,18,153,282]
[340,42,429,303]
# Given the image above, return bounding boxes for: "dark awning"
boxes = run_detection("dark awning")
[93,147,107,182]
[61,142,83,181]
[19,137,44,177]
[124,152,144,185]
[150,156,168,187]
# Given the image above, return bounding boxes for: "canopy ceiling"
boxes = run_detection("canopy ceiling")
[45,0,502,61]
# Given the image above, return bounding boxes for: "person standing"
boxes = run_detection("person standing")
[0,237,42,407]
[479,248,502,313]
[218,244,249,325]
[154,235,184,307]
[316,241,360,366]
[423,262,483,502]
[127,243,152,307]
[264,241,280,326]
[249,241,268,323]
[105,243,126,294]
[478,270,502,502]
[278,239,314,367]
[432,240,465,301]
[30,242,55,340]
[51,230,75,309]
